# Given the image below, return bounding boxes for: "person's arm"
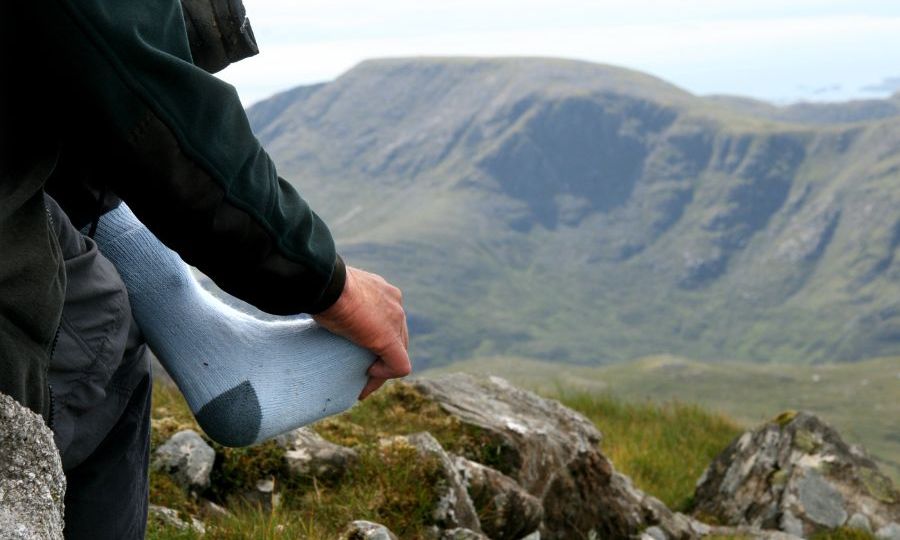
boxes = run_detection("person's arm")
[22,0,411,385]
[23,0,339,314]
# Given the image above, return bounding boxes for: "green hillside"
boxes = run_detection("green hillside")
[425,355,900,482]
[247,57,900,367]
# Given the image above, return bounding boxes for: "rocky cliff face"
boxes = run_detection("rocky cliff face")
[246,57,900,367]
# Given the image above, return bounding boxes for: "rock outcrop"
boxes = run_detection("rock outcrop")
[413,374,703,539]
[0,392,66,540]
[694,411,900,538]
[153,429,216,491]
[275,426,358,479]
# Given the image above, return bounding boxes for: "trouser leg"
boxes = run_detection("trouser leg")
[61,364,152,540]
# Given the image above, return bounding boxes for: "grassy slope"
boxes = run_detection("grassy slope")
[426,356,900,482]
[148,375,885,539]
[146,381,743,538]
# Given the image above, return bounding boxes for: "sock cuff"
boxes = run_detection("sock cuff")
[91,203,145,245]
[92,204,195,293]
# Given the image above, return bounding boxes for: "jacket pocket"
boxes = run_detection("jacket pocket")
[45,195,134,459]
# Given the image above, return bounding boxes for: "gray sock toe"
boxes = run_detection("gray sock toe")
[195,381,261,447]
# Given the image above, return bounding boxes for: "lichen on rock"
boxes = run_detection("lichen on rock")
[693,411,900,537]
[0,392,66,540]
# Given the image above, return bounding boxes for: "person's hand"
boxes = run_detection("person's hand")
[313,265,410,399]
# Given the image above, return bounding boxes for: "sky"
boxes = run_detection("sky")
[217,0,900,106]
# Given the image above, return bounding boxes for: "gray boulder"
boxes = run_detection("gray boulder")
[693,411,900,537]
[453,456,543,540]
[274,426,358,479]
[341,520,399,540]
[413,374,699,539]
[0,393,66,540]
[153,429,216,491]
[383,432,482,534]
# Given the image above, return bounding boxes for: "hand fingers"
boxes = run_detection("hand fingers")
[368,340,411,379]
[368,348,412,379]
[359,377,387,400]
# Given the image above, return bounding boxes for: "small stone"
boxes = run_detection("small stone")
[847,513,872,533]
[190,517,207,535]
[877,522,900,540]
[256,478,274,494]
[641,525,667,540]
[201,499,232,518]
[780,510,805,537]
[251,477,280,509]
[341,520,399,540]
[153,430,216,491]
[148,504,206,534]
[440,528,489,540]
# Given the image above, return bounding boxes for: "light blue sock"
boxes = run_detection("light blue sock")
[91,204,373,446]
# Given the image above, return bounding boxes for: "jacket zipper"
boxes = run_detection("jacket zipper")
[44,195,59,430]
[46,327,60,431]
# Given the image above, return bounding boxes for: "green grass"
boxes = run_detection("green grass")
[697,527,878,540]
[811,528,878,540]
[555,391,741,511]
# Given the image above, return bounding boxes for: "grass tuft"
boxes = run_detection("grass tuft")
[555,390,742,511]
[811,527,877,540]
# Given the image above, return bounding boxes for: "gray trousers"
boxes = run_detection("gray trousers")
[46,195,152,540]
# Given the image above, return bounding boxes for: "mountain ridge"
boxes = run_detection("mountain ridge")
[246,57,900,367]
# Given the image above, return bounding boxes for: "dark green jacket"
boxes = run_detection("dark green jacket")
[0,0,345,418]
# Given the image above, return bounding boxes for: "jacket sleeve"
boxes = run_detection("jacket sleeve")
[23,0,345,315]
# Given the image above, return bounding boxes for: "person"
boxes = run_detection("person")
[0,0,411,537]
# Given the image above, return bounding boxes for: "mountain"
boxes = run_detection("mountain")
[246,57,900,368]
